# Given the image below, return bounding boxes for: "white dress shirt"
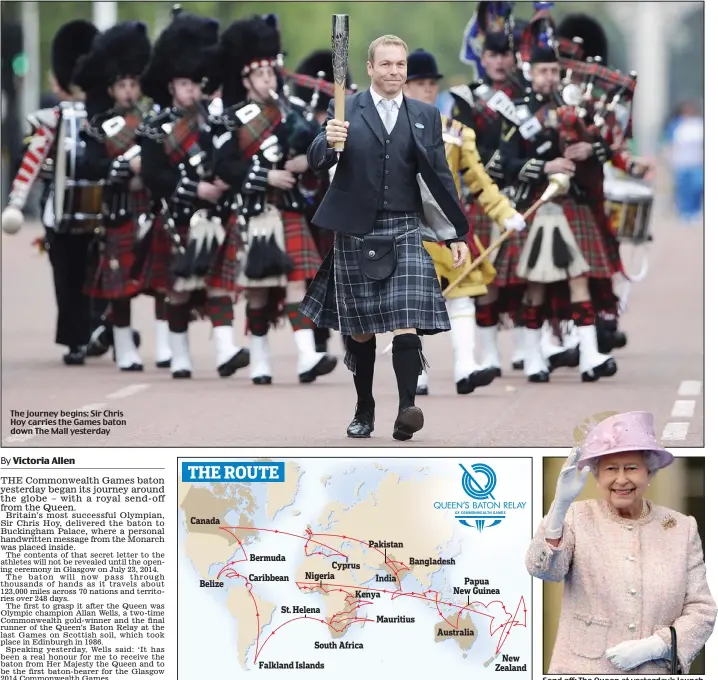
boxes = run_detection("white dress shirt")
[369,87,403,134]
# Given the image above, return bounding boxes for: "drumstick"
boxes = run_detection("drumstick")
[441,173,572,298]
[331,14,349,152]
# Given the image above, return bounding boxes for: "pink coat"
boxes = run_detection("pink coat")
[526,499,716,674]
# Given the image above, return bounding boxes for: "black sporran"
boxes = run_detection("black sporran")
[360,234,397,282]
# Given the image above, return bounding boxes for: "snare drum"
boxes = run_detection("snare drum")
[603,177,654,244]
[54,103,104,234]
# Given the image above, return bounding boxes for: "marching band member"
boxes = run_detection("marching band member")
[2,20,100,366]
[72,21,157,372]
[403,48,526,395]
[136,11,249,380]
[453,4,529,377]
[213,15,337,386]
[498,41,618,384]
[557,14,652,355]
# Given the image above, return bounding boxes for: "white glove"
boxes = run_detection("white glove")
[606,634,669,671]
[504,212,526,232]
[544,447,589,539]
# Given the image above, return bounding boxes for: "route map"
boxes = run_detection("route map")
[177,458,532,677]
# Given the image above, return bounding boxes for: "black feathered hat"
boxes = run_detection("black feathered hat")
[293,50,352,111]
[557,14,608,63]
[216,14,283,107]
[406,49,443,82]
[51,20,99,94]
[73,21,151,114]
[140,12,219,108]
[483,32,511,53]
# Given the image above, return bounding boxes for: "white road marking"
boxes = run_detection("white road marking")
[76,403,108,412]
[671,400,696,418]
[662,422,690,441]
[4,433,35,444]
[105,384,149,400]
[678,380,702,396]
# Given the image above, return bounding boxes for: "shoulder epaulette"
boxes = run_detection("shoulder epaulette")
[220,101,262,131]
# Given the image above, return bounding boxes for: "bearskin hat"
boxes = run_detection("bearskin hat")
[476,1,514,34]
[557,14,608,63]
[140,13,219,108]
[216,14,282,107]
[72,21,151,115]
[292,50,352,111]
[51,20,99,94]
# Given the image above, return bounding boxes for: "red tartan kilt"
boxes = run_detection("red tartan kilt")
[132,216,173,293]
[466,201,495,253]
[205,218,242,293]
[544,198,615,279]
[84,219,142,299]
[493,227,529,288]
[283,211,322,282]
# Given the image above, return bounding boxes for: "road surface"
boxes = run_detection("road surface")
[1,170,703,448]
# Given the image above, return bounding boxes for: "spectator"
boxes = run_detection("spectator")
[664,101,703,224]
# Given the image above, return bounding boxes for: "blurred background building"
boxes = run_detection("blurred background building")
[0,1,705,210]
[541,455,707,674]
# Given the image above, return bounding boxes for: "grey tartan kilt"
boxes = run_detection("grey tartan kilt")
[300,211,450,336]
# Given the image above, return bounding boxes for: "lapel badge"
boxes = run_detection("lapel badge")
[415,122,424,129]
[662,516,676,530]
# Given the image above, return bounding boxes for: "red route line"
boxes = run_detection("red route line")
[213,525,527,662]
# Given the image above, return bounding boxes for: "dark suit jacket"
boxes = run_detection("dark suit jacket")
[306,89,468,243]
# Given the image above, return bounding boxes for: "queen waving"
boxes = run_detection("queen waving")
[526,411,716,674]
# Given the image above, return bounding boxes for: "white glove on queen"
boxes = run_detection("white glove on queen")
[504,212,527,232]
[606,634,669,670]
[544,447,589,539]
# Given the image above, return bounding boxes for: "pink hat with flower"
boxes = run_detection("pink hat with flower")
[578,411,674,470]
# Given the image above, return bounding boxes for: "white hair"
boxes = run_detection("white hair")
[587,450,662,478]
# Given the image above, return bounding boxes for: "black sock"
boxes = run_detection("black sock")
[392,334,424,410]
[345,336,376,412]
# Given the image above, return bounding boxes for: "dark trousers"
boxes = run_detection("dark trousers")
[46,231,94,348]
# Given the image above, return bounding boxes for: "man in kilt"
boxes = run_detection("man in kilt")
[292,50,353,355]
[498,42,618,384]
[453,2,528,376]
[136,11,249,380]
[213,15,337,386]
[300,35,470,441]
[72,21,161,372]
[402,48,526,396]
[556,14,653,356]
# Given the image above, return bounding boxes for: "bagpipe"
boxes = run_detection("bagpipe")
[279,68,358,122]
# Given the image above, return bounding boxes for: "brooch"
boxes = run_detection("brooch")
[662,516,676,529]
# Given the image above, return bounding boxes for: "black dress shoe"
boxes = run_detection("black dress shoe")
[347,410,374,438]
[392,406,424,441]
[613,331,627,349]
[172,369,192,379]
[489,366,503,378]
[156,359,171,369]
[120,363,144,372]
[456,367,495,395]
[512,360,524,371]
[416,385,429,396]
[252,375,272,385]
[63,347,86,365]
[218,348,250,378]
[581,357,617,383]
[547,347,579,372]
[528,371,550,383]
[299,355,338,383]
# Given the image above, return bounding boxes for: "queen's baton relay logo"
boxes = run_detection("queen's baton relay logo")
[433,462,527,532]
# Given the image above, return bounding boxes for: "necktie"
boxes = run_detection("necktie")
[379,99,396,133]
